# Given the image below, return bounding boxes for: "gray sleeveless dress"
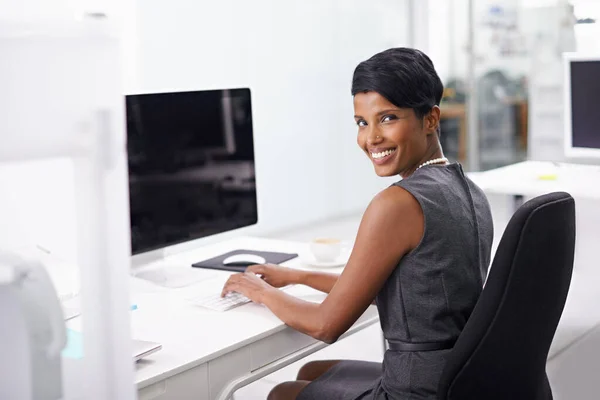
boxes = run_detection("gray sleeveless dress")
[298,163,493,400]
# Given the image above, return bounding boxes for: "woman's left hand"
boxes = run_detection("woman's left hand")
[221,272,274,304]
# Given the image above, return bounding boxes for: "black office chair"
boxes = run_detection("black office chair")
[438,192,576,400]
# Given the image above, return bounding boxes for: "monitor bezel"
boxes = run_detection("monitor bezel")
[563,53,600,159]
[125,87,259,263]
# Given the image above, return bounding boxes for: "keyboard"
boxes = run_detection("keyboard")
[187,292,251,312]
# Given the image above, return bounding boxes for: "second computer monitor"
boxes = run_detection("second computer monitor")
[126,88,258,255]
[564,53,600,159]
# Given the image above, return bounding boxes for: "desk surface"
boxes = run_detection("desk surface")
[60,177,600,398]
[468,160,600,200]
[64,236,378,399]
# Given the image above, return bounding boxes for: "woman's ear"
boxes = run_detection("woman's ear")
[426,106,441,134]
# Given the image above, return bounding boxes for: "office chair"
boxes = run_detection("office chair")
[438,192,576,400]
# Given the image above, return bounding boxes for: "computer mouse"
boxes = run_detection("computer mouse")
[222,254,266,267]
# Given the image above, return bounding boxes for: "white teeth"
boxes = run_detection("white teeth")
[371,149,395,159]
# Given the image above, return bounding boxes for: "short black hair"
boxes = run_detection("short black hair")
[351,48,444,120]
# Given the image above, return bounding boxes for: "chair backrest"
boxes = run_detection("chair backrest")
[438,192,576,400]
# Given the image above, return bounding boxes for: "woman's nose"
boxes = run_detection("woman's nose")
[366,127,383,144]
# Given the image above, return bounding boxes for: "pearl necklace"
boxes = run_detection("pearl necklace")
[416,157,449,171]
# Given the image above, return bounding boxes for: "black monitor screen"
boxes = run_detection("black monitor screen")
[570,61,600,149]
[126,88,258,255]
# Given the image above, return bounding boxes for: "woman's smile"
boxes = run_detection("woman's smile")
[369,147,397,165]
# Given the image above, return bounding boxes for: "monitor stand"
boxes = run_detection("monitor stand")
[133,259,218,288]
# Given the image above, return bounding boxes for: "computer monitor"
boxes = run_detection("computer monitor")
[126,88,258,256]
[563,53,600,159]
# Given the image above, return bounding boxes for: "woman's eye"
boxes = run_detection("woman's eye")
[382,115,397,123]
[357,120,367,127]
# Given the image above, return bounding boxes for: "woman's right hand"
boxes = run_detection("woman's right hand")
[245,263,300,288]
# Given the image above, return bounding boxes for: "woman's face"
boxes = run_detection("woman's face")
[354,91,430,177]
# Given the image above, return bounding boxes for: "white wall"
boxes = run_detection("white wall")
[135,0,409,239]
[0,159,77,258]
[0,0,409,263]
[572,1,600,53]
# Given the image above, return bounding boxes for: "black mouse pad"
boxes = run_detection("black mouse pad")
[191,249,298,273]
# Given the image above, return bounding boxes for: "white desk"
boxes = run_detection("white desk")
[467,160,600,200]
[467,160,600,362]
[63,236,379,400]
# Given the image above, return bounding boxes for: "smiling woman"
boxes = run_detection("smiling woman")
[221,48,494,400]
[352,48,447,178]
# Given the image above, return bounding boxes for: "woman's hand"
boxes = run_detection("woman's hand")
[245,263,300,288]
[221,272,275,304]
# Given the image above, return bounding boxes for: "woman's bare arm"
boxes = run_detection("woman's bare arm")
[223,185,423,343]
[296,270,339,294]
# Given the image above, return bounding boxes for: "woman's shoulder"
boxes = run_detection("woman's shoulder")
[364,185,424,251]
[391,163,491,214]
[374,184,420,209]
[366,185,424,228]
[368,186,423,229]
[392,164,458,195]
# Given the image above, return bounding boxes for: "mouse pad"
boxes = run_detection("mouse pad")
[191,249,298,273]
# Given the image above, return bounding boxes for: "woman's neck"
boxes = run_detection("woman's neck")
[400,141,446,179]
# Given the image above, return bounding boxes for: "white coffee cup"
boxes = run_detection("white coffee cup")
[309,238,342,262]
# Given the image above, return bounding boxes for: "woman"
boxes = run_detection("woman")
[221,48,494,399]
